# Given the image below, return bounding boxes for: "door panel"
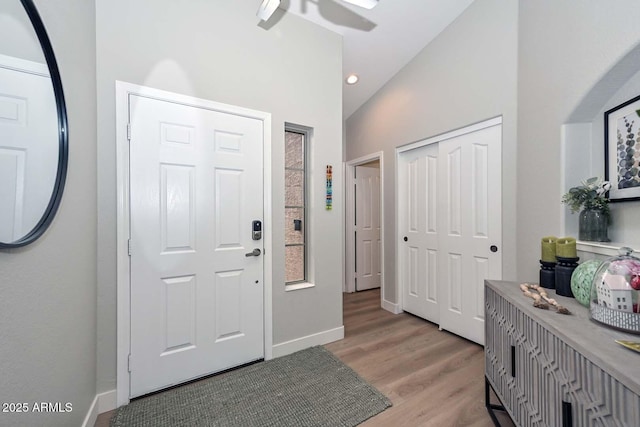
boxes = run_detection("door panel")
[446,253,462,314]
[355,165,381,291]
[160,164,195,252]
[129,95,264,397]
[161,275,196,353]
[400,143,440,323]
[438,124,502,345]
[215,270,244,340]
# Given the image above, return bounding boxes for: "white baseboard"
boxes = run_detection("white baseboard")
[98,390,117,413]
[81,395,98,427]
[272,326,344,358]
[80,390,117,427]
[382,298,402,314]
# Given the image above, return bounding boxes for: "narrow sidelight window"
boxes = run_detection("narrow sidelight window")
[285,127,308,284]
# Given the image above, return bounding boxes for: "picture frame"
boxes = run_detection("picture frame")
[604,94,640,202]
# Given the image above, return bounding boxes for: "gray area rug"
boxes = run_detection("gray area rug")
[110,346,391,426]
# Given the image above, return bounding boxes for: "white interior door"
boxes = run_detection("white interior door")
[398,121,502,345]
[129,94,264,397]
[355,165,381,291]
[0,55,57,241]
[399,143,440,323]
[437,124,502,345]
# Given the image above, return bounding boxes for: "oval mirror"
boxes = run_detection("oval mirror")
[0,0,68,248]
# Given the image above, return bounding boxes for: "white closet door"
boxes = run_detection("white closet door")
[437,124,502,345]
[399,143,440,324]
[399,121,502,345]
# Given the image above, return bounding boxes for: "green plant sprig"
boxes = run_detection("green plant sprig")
[561,176,611,217]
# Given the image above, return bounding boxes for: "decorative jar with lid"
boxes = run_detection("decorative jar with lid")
[589,247,640,334]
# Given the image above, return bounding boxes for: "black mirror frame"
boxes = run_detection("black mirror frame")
[0,0,68,249]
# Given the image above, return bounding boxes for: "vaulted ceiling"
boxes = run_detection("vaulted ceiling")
[278,0,475,119]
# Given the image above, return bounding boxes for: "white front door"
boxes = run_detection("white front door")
[355,165,381,291]
[437,124,502,345]
[398,121,502,345]
[128,94,264,397]
[399,143,440,323]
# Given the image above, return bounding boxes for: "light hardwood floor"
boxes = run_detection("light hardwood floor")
[326,288,513,426]
[96,288,513,426]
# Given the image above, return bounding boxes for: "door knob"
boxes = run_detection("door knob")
[245,248,261,257]
[490,245,498,253]
[403,236,408,242]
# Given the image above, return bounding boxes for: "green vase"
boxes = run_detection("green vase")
[578,208,609,242]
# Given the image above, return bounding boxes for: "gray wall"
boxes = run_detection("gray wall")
[0,1,43,62]
[96,0,343,393]
[517,0,640,280]
[0,0,97,426]
[345,0,519,303]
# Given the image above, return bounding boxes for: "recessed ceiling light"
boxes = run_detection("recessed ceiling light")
[346,74,359,85]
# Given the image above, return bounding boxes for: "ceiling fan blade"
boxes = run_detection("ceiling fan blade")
[341,0,378,9]
[257,0,281,21]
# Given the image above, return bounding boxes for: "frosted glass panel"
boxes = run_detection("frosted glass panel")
[285,245,304,283]
[285,131,304,169]
[285,170,304,206]
[285,207,304,245]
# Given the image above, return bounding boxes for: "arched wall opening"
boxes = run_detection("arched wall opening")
[562,42,640,247]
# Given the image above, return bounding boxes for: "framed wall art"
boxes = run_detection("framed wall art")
[605,94,640,202]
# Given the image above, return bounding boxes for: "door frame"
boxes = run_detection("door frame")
[344,152,385,298]
[395,116,502,313]
[115,81,273,406]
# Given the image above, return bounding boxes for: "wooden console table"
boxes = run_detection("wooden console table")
[484,280,640,426]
